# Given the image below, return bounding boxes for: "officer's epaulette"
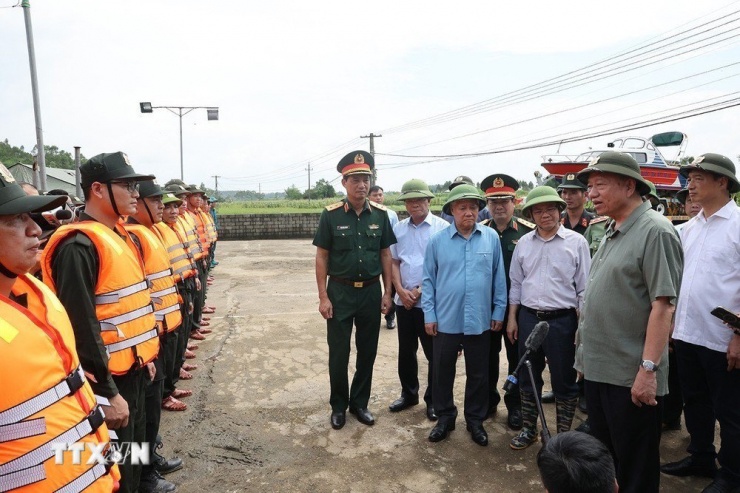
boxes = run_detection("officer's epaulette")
[479,218,492,226]
[368,200,387,211]
[589,216,609,224]
[515,217,536,229]
[325,201,344,211]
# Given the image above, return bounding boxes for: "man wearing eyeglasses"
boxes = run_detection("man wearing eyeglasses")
[41,152,162,493]
[507,186,590,451]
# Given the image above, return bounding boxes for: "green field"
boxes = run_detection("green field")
[216,193,449,214]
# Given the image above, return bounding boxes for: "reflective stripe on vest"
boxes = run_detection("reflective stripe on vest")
[106,327,159,354]
[94,280,150,305]
[0,417,46,444]
[151,286,177,299]
[99,304,154,333]
[155,304,181,321]
[147,268,173,282]
[55,463,109,493]
[0,463,45,492]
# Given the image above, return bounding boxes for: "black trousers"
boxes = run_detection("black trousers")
[675,340,740,483]
[433,331,490,427]
[662,342,683,426]
[173,280,194,384]
[395,305,433,405]
[142,377,163,477]
[489,308,520,411]
[162,330,179,398]
[585,380,663,493]
[192,261,206,328]
[111,368,148,493]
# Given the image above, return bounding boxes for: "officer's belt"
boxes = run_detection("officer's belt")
[523,306,576,321]
[329,275,380,289]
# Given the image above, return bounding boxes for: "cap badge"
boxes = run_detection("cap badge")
[0,165,16,183]
[122,153,131,166]
[693,155,705,165]
[589,156,600,167]
[566,173,575,180]
[354,154,365,164]
[493,177,504,188]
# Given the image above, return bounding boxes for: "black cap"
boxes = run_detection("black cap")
[186,184,206,195]
[557,173,587,191]
[138,179,165,199]
[164,184,189,197]
[448,175,474,191]
[80,152,153,188]
[0,163,67,215]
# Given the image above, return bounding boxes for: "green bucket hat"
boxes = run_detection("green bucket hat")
[162,193,183,206]
[679,153,739,194]
[577,151,651,196]
[521,186,566,218]
[0,162,67,215]
[442,184,485,215]
[397,178,435,201]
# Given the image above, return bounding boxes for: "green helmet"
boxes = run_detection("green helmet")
[521,186,566,218]
[397,179,434,201]
[676,187,689,205]
[442,184,485,215]
[577,151,651,196]
[162,193,183,206]
[680,153,739,194]
[644,180,660,202]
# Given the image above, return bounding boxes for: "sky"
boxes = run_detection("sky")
[1,0,739,194]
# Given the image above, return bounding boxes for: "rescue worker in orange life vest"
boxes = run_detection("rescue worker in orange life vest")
[0,162,121,492]
[40,152,159,493]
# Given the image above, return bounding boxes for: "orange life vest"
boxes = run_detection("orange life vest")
[41,221,159,375]
[201,210,217,244]
[152,222,197,282]
[124,224,182,335]
[0,274,120,492]
[178,214,203,261]
[189,210,210,257]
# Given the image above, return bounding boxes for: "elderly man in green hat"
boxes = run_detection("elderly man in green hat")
[387,179,448,421]
[439,175,491,223]
[422,184,507,446]
[507,186,590,450]
[575,151,683,493]
[558,173,595,234]
[313,151,396,430]
[662,153,740,493]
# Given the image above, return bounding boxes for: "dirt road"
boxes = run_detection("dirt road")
[160,239,707,492]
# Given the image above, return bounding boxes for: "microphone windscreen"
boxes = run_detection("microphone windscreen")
[525,321,549,351]
[55,209,73,220]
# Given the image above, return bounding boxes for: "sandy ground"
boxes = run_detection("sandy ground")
[159,239,710,493]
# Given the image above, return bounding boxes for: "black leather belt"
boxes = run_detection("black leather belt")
[523,306,576,320]
[329,275,380,288]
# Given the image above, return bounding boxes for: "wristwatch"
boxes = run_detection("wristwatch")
[641,360,657,373]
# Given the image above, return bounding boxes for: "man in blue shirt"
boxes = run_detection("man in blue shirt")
[422,184,507,446]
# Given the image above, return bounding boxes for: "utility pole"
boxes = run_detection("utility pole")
[22,0,47,192]
[305,162,312,203]
[212,175,220,195]
[360,133,382,185]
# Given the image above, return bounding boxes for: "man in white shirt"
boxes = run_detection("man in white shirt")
[507,186,591,450]
[370,185,399,330]
[388,179,448,420]
[661,153,740,493]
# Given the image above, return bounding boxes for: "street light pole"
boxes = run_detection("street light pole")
[22,0,47,192]
[140,102,218,181]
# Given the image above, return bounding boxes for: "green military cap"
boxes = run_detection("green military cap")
[186,184,206,195]
[577,151,651,196]
[164,178,187,188]
[442,184,485,215]
[80,152,153,188]
[162,193,183,206]
[557,172,587,191]
[0,162,67,215]
[138,179,165,199]
[521,186,567,218]
[481,174,518,199]
[448,175,474,191]
[164,183,189,197]
[679,153,740,193]
[397,178,435,201]
[676,187,689,205]
[337,151,374,176]
[644,180,660,202]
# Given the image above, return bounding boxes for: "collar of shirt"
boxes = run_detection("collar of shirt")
[534,224,567,242]
[605,200,651,239]
[343,199,370,214]
[448,221,483,239]
[697,199,737,222]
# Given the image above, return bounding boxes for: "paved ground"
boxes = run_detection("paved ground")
[160,239,710,492]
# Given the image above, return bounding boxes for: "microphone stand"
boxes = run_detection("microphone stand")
[524,360,551,445]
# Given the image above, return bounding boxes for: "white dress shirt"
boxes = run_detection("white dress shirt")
[673,200,740,352]
[390,212,449,307]
[509,225,591,311]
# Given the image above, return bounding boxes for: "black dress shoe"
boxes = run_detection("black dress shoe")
[349,407,375,426]
[578,395,588,414]
[507,408,523,430]
[428,422,455,442]
[466,423,488,446]
[153,450,183,475]
[541,391,555,404]
[661,456,717,478]
[139,470,177,493]
[330,411,346,430]
[701,477,740,493]
[662,419,682,432]
[426,405,438,421]
[389,395,419,412]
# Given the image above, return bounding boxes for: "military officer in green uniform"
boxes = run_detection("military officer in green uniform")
[313,150,396,430]
[583,216,610,257]
[479,173,534,430]
[558,173,595,234]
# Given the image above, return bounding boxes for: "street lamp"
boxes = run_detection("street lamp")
[139,102,219,181]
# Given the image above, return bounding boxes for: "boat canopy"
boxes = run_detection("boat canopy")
[651,131,686,147]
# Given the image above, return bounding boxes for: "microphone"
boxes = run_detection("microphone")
[51,209,73,221]
[503,321,549,392]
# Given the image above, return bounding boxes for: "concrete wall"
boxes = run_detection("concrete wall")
[217,211,411,240]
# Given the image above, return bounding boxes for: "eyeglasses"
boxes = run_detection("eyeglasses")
[531,206,560,217]
[110,181,140,193]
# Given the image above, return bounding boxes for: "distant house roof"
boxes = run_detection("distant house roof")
[7,162,78,195]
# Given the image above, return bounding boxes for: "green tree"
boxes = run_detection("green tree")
[285,184,302,200]
[304,178,335,199]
